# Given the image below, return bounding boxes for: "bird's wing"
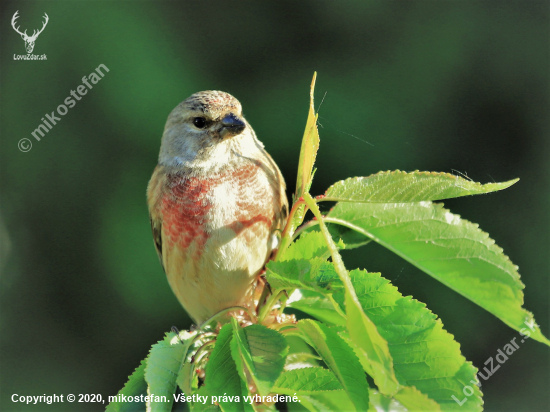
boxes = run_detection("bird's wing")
[147,165,168,272]
[263,149,289,231]
[150,215,164,271]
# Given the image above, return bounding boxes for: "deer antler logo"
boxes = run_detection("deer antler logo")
[11,11,49,54]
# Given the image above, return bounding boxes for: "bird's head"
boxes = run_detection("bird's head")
[159,91,258,169]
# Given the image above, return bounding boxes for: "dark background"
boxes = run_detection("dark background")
[1,1,548,411]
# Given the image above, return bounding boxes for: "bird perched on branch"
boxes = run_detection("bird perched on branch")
[147,91,288,324]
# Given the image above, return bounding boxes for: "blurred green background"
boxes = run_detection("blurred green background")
[1,1,548,411]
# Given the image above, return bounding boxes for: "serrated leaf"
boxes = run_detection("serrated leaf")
[297,319,369,411]
[332,270,482,411]
[323,170,518,203]
[231,319,289,396]
[328,201,550,346]
[273,367,343,395]
[106,358,148,412]
[144,333,187,412]
[275,236,473,409]
[204,324,244,412]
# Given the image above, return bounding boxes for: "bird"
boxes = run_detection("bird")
[147,91,288,325]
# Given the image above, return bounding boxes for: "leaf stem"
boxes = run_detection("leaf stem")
[258,289,286,324]
[190,340,216,364]
[276,198,307,260]
[278,291,290,314]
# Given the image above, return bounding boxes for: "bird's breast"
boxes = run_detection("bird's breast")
[147,153,286,323]
[160,161,277,260]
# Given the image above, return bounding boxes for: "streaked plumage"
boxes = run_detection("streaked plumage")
[147,91,288,324]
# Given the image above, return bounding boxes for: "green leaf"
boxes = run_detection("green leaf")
[287,266,455,409]
[106,358,148,412]
[323,170,518,203]
[273,367,343,395]
[297,319,369,411]
[328,201,550,346]
[287,290,346,326]
[295,72,320,200]
[332,270,482,411]
[230,319,289,396]
[205,324,244,412]
[293,266,479,410]
[144,333,187,412]
[285,280,438,409]
[287,72,321,239]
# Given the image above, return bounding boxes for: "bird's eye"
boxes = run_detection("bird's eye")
[193,117,207,129]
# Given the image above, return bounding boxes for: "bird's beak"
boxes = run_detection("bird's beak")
[219,113,245,138]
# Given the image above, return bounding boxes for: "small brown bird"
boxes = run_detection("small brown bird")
[147,91,288,324]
